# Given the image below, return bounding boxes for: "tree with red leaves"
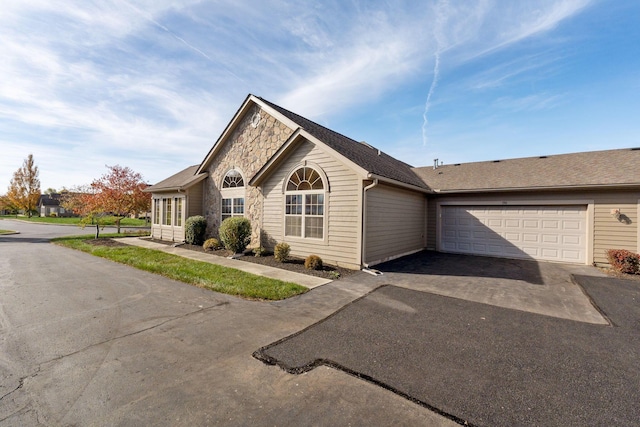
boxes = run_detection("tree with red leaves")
[62,165,150,236]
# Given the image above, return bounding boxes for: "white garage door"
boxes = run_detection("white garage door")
[440,205,587,263]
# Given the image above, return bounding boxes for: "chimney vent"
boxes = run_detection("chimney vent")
[433,158,439,169]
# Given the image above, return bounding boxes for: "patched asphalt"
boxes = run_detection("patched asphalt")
[254,277,640,426]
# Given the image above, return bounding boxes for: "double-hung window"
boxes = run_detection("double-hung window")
[175,197,183,227]
[153,199,160,225]
[285,167,325,239]
[221,169,245,222]
[163,198,172,226]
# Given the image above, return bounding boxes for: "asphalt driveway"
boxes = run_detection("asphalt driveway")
[255,276,640,426]
[0,220,455,426]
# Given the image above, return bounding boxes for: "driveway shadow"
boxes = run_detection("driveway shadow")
[376,251,545,285]
[255,277,640,426]
[0,236,50,244]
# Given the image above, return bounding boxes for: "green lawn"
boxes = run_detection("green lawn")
[0,229,16,234]
[52,235,308,300]
[0,215,148,227]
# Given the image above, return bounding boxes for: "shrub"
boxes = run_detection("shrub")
[274,242,290,262]
[219,217,251,253]
[606,249,640,274]
[49,212,57,217]
[185,216,207,245]
[304,254,323,270]
[253,246,268,257]
[203,238,220,251]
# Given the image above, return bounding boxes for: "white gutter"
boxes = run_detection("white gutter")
[432,182,640,194]
[361,179,382,275]
[367,173,433,194]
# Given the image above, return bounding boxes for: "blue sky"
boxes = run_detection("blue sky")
[1,0,639,191]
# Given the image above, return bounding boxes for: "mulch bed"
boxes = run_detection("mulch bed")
[85,238,128,247]
[600,267,640,282]
[142,239,356,280]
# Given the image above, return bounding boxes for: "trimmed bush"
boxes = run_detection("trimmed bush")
[606,249,640,274]
[253,246,268,257]
[219,217,251,254]
[185,216,207,245]
[203,238,220,251]
[274,242,290,263]
[304,254,323,270]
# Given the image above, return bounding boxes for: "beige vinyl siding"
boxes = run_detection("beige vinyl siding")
[365,184,426,265]
[261,140,362,269]
[430,190,638,265]
[150,193,184,242]
[593,200,638,264]
[150,183,204,243]
[426,196,437,250]
[187,181,204,217]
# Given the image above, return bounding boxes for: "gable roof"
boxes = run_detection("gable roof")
[413,148,640,193]
[257,97,429,190]
[144,165,207,192]
[38,193,62,207]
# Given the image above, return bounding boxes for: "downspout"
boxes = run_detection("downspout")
[361,179,383,275]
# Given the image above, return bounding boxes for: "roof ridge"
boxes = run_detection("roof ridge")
[413,147,640,170]
[257,96,360,144]
[256,96,428,190]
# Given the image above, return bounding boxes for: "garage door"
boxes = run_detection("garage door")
[440,205,587,263]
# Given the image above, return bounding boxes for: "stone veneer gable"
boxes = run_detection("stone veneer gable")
[203,104,294,245]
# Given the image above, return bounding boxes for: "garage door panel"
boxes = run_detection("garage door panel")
[504,232,521,241]
[440,205,587,264]
[563,220,582,230]
[562,235,581,245]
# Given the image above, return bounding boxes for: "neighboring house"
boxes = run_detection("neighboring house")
[38,193,73,217]
[146,94,640,269]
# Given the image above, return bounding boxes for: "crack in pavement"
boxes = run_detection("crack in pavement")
[45,301,230,365]
[0,367,41,423]
[0,301,228,422]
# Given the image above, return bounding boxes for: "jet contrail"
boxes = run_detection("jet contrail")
[121,0,244,82]
[422,0,449,147]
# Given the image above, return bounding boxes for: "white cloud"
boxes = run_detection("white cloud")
[0,0,599,190]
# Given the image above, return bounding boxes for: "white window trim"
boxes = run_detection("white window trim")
[153,198,161,225]
[220,168,246,223]
[282,164,329,243]
[174,196,185,227]
[163,198,173,226]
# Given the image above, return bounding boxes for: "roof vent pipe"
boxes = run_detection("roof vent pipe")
[433,158,438,169]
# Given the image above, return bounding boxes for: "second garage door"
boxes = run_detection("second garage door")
[440,205,587,263]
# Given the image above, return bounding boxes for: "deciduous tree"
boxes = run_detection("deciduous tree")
[7,154,41,217]
[0,194,18,215]
[62,165,150,235]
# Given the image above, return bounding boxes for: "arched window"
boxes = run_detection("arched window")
[285,166,325,239]
[221,169,245,221]
[222,169,244,188]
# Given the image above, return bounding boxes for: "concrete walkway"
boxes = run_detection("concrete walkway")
[118,237,332,289]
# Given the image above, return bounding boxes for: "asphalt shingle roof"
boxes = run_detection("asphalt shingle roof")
[413,148,640,192]
[145,165,203,191]
[258,97,429,190]
[38,193,62,206]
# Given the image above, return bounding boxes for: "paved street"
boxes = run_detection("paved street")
[0,220,452,426]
